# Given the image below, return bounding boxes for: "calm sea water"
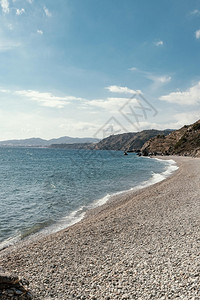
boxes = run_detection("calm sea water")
[0,148,178,249]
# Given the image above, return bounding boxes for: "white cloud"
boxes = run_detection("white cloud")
[0,0,9,14]
[159,81,200,105]
[0,110,103,140]
[147,74,171,84]
[195,29,200,39]
[3,85,199,140]
[106,85,141,95]
[191,9,200,15]
[129,67,138,71]
[0,88,11,93]
[27,0,33,3]
[37,30,43,35]
[87,97,138,112]
[15,90,83,108]
[0,110,68,140]
[0,39,20,51]
[129,67,171,86]
[174,111,200,125]
[43,6,51,17]
[7,23,13,30]
[16,8,25,15]
[59,120,100,133]
[154,40,164,46]
[1,87,139,112]
[156,112,200,132]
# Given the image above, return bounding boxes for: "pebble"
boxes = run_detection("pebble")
[0,157,199,299]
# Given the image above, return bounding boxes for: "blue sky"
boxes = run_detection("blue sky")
[0,0,200,140]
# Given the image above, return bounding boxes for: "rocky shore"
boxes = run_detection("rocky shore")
[0,270,32,299]
[0,156,199,299]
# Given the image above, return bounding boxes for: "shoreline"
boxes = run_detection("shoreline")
[0,156,199,299]
[0,156,178,252]
[84,155,179,219]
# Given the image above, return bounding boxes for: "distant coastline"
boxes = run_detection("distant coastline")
[1,119,199,158]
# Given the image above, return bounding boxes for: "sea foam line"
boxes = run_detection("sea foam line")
[38,158,179,237]
[140,158,179,188]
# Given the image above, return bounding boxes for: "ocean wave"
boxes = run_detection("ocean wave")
[0,235,20,251]
[134,158,178,189]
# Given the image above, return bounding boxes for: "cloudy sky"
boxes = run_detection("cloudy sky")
[0,0,200,140]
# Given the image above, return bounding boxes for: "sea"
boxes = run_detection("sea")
[0,147,178,250]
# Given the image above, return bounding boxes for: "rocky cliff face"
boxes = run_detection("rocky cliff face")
[94,130,173,151]
[141,120,200,157]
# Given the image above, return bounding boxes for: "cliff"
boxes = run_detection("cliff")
[94,129,173,151]
[141,119,200,157]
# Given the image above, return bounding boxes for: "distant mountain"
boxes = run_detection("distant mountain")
[93,129,173,151]
[141,119,200,157]
[48,137,99,145]
[0,136,99,147]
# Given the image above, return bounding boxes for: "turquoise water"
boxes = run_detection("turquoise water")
[0,148,177,249]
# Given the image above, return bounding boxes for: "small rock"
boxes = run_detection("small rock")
[15,289,23,295]
[0,272,19,285]
[27,291,33,299]
[20,278,29,286]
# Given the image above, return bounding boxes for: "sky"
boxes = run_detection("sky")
[0,0,200,140]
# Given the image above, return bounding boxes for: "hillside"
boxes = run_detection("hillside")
[94,129,173,151]
[141,119,200,157]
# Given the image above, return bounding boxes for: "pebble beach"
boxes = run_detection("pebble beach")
[0,156,199,299]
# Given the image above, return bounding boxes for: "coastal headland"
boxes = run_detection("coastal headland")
[0,156,199,299]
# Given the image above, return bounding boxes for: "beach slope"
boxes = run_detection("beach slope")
[0,157,199,299]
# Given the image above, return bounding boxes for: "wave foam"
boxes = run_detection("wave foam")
[0,235,20,251]
[116,158,178,194]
